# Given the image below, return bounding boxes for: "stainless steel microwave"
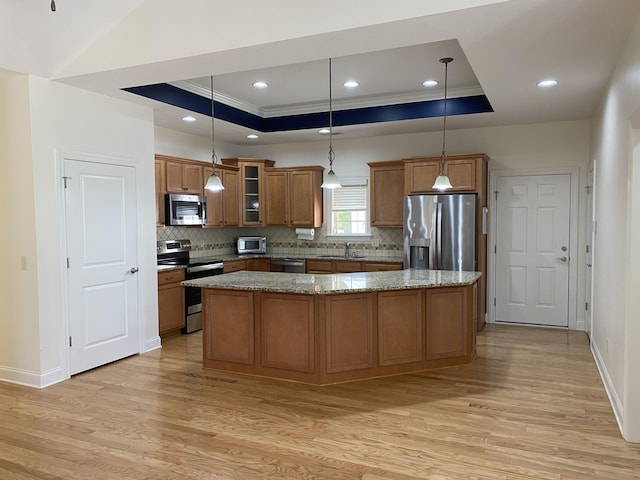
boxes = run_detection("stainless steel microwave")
[236,236,266,254]
[165,193,207,226]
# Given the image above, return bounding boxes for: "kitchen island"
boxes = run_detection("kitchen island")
[183,269,481,385]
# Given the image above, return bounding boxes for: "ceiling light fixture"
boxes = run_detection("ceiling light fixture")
[432,57,454,191]
[344,80,359,88]
[204,75,224,192]
[321,58,341,190]
[247,134,259,139]
[252,81,268,89]
[182,116,196,122]
[318,128,330,135]
[537,79,559,88]
[422,80,438,87]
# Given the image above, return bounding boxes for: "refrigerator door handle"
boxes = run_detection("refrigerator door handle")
[436,202,443,269]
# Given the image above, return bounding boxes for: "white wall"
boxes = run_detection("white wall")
[0,75,158,388]
[0,71,41,380]
[590,13,640,442]
[154,126,243,163]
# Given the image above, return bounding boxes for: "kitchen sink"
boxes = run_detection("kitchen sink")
[317,254,366,259]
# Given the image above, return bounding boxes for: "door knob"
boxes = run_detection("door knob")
[129,267,139,274]
[555,256,568,262]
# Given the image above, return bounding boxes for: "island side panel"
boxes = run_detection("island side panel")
[425,286,471,360]
[203,289,255,366]
[260,293,315,374]
[377,289,425,366]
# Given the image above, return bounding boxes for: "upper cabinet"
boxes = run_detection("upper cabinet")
[203,164,240,227]
[368,160,405,227]
[404,155,483,195]
[222,158,275,226]
[164,158,204,194]
[265,166,323,227]
[154,159,166,226]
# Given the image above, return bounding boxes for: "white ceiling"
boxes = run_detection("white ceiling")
[2,0,639,146]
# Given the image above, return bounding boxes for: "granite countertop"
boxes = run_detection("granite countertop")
[182,269,481,295]
[157,265,186,273]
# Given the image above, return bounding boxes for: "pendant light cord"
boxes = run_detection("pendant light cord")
[328,58,335,170]
[439,57,453,174]
[210,75,218,174]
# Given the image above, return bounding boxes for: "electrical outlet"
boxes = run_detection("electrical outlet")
[371,238,380,247]
[20,256,27,271]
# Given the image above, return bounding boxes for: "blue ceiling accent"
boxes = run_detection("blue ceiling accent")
[123,83,493,132]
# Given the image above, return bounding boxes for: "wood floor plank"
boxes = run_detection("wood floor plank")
[1,324,639,479]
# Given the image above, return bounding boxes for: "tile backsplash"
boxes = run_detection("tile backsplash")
[156,224,403,258]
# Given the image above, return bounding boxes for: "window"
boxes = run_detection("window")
[326,178,370,237]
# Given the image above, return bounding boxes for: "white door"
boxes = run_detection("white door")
[585,164,596,337]
[64,158,140,375]
[495,174,571,327]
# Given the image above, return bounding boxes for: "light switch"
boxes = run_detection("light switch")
[20,256,27,270]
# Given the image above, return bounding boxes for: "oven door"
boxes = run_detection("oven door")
[184,262,224,333]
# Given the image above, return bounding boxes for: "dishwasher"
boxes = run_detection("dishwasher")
[270,258,306,273]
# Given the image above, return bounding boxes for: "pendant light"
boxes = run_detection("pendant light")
[432,57,454,191]
[321,58,342,189]
[204,75,225,192]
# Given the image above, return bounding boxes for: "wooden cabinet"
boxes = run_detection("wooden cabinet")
[223,259,247,273]
[154,159,166,226]
[368,160,405,227]
[334,260,364,273]
[265,167,324,227]
[246,258,270,271]
[404,155,478,195]
[306,259,333,274]
[222,158,275,226]
[203,165,239,227]
[307,259,402,274]
[157,269,185,336]
[165,159,203,194]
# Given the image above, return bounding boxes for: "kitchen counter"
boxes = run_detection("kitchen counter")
[183,269,481,294]
[197,252,404,264]
[157,264,186,273]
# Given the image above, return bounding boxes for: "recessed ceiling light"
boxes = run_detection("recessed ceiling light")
[182,116,196,122]
[537,79,559,88]
[247,134,259,139]
[253,81,268,89]
[422,80,439,87]
[319,128,330,135]
[343,81,359,88]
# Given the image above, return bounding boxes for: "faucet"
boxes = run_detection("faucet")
[344,242,350,258]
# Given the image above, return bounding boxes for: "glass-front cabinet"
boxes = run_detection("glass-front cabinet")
[222,158,275,226]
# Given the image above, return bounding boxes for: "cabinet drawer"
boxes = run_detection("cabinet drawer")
[224,260,247,273]
[157,269,185,286]
[363,262,403,272]
[306,260,333,274]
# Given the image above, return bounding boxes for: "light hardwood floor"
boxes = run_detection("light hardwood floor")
[1,324,639,479]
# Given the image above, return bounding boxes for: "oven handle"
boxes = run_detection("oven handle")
[187,263,224,274]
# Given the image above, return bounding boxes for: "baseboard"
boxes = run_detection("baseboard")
[0,365,66,389]
[144,335,162,353]
[591,340,624,434]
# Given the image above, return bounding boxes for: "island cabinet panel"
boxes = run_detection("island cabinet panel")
[260,293,315,373]
[426,287,468,360]
[324,294,374,374]
[377,290,424,366]
[203,290,254,365]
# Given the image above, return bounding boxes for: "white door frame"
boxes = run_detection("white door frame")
[488,167,580,329]
[57,150,145,380]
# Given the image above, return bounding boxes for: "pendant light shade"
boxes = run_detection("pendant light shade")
[205,75,224,192]
[321,58,342,189]
[432,57,454,191]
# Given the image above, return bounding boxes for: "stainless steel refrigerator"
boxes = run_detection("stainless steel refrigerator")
[403,194,476,271]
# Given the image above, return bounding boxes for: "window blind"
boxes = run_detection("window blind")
[332,185,367,211]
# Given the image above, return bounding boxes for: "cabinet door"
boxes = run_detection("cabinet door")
[289,170,321,227]
[223,259,247,273]
[334,261,363,273]
[222,169,240,226]
[370,164,404,226]
[183,164,203,194]
[306,259,333,274]
[165,161,185,193]
[158,270,185,335]
[426,287,468,359]
[265,170,289,226]
[154,160,166,226]
[241,163,264,226]
[405,160,439,194]
[378,289,424,366]
[445,159,476,191]
[363,262,403,272]
[246,258,271,271]
[203,166,223,226]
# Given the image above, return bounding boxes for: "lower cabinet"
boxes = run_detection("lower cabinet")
[246,258,271,271]
[223,259,246,273]
[157,269,185,336]
[378,289,424,366]
[426,287,469,359]
[204,290,254,365]
[307,259,403,274]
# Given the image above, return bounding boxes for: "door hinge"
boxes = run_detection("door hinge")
[494,298,496,306]
[585,302,589,311]
[494,245,497,254]
[69,336,72,347]
[62,176,71,188]
[67,258,70,269]
[586,244,590,254]
[495,190,498,200]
